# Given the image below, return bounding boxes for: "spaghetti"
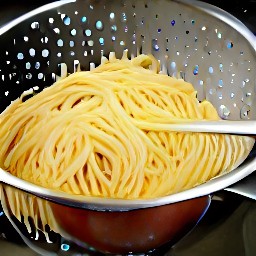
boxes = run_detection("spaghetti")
[0,54,254,199]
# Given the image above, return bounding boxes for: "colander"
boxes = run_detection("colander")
[0,0,256,254]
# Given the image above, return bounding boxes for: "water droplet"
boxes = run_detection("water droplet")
[69,41,74,47]
[112,36,116,41]
[158,28,161,33]
[191,20,195,24]
[171,20,175,26]
[217,32,222,39]
[230,92,235,98]
[219,105,230,119]
[208,67,214,74]
[124,26,128,32]
[120,41,125,46]
[201,26,206,31]
[24,36,29,42]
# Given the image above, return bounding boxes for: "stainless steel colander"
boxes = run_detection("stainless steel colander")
[0,1,256,254]
[0,0,255,119]
[0,0,256,209]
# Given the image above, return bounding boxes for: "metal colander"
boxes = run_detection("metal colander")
[0,0,256,209]
[0,0,255,120]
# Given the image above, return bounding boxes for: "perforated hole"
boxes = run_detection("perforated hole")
[35,62,40,69]
[121,13,127,22]
[53,28,61,34]
[26,62,31,69]
[70,29,76,36]
[29,48,35,57]
[57,39,64,47]
[111,25,117,32]
[95,20,104,31]
[208,66,213,74]
[31,22,39,29]
[99,37,104,45]
[38,73,44,79]
[81,16,87,23]
[41,37,49,43]
[42,49,49,57]
[110,12,115,20]
[69,41,75,47]
[63,15,71,25]
[17,53,24,60]
[49,18,54,24]
[227,41,234,49]
[193,65,199,75]
[88,40,94,46]
[241,105,251,119]
[24,36,29,42]
[85,29,92,36]
[26,73,32,79]
[219,105,230,119]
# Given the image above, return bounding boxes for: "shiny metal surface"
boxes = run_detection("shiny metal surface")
[225,172,256,200]
[124,120,256,136]
[1,153,256,211]
[0,0,255,210]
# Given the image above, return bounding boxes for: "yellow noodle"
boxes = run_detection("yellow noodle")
[0,54,254,199]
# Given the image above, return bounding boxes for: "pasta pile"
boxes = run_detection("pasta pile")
[0,53,254,199]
